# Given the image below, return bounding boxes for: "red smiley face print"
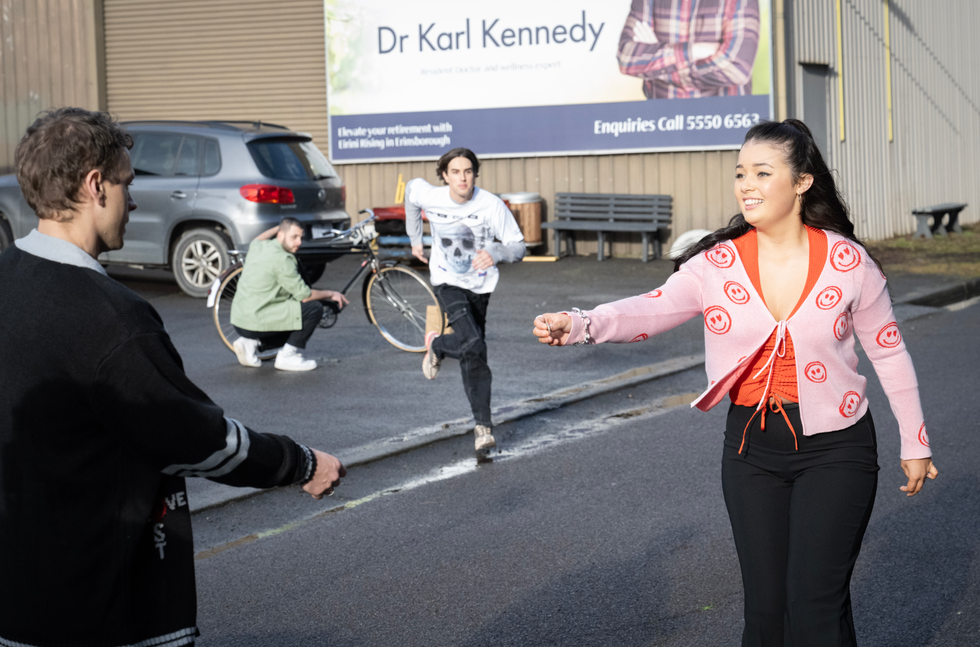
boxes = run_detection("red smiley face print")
[706,244,736,269]
[833,312,850,340]
[629,333,649,343]
[643,289,662,298]
[876,322,902,348]
[918,423,930,447]
[704,306,732,335]
[804,361,828,383]
[839,391,861,417]
[830,241,861,272]
[724,281,750,305]
[815,286,843,310]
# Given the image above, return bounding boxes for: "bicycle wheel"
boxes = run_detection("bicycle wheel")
[365,266,441,352]
[213,265,243,352]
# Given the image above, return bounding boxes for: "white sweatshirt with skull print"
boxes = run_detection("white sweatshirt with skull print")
[405,179,525,293]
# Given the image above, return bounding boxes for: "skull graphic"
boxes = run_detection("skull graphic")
[438,221,477,274]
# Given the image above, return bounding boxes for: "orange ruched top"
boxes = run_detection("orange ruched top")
[728,227,828,450]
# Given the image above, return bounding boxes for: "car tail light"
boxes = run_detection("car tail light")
[240,184,295,204]
[341,185,346,204]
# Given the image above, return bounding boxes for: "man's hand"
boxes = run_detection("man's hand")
[691,42,721,61]
[472,249,495,271]
[305,289,349,308]
[632,20,659,45]
[303,449,347,500]
[323,290,349,308]
[412,244,429,264]
[900,458,938,497]
[255,225,280,241]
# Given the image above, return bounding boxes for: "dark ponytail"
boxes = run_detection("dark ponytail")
[673,119,881,272]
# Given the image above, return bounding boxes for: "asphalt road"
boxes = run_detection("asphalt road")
[111,265,979,646]
[111,255,708,509]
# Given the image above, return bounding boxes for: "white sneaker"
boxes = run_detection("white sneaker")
[274,344,317,371]
[422,331,441,380]
[474,424,496,452]
[233,337,261,367]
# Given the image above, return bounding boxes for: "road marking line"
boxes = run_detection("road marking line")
[946,295,980,312]
[195,391,699,561]
[190,354,705,513]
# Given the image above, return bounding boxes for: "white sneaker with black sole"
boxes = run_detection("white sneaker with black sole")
[474,424,496,452]
[233,337,261,368]
[422,331,441,380]
[274,344,317,371]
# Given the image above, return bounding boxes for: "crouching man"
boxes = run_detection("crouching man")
[230,217,348,371]
[0,108,345,647]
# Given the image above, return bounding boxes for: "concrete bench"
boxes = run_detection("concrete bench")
[912,202,967,239]
[541,192,672,262]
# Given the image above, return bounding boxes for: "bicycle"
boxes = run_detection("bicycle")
[207,210,443,355]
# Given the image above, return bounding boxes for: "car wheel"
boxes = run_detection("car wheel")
[172,228,231,298]
[0,217,12,253]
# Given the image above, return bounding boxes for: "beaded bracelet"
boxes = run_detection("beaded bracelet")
[572,307,592,346]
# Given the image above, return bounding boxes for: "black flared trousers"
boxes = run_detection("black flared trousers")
[432,284,492,427]
[722,402,880,647]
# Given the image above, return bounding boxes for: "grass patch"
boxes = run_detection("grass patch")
[864,223,980,278]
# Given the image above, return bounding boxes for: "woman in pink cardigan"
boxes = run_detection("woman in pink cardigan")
[533,119,937,646]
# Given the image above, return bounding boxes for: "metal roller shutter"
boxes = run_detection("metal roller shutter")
[103,0,330,147]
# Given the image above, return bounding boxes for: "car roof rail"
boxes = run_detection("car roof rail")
[121,120,243,131]
[210,120,292,131]
[120,119,293,133]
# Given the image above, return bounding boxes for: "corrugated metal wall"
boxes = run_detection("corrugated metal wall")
[0,0,101,174]
[790,0,980,239]
[103,0,330,148]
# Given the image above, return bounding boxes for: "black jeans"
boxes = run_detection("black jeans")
[722,402,880,647]
[234,300,324,350]
[432,284,492,427]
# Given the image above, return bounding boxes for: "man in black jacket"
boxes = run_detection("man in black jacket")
[0,108,346,647]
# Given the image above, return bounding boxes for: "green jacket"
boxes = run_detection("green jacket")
[230,239,312,331]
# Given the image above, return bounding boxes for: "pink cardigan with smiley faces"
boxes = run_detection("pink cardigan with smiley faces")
[564,229,931,460]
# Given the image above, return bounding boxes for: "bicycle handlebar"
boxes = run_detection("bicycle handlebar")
[311,211,379,246]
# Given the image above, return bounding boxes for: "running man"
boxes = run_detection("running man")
[405,148,526,454]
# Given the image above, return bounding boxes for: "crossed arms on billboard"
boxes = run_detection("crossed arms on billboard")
[617,0,760,98]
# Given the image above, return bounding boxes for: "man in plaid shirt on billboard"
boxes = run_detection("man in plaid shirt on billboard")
[618,0,761,99]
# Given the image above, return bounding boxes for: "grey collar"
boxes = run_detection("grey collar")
[14,229,108,276]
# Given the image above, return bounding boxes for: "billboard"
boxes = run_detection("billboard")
[325,0,772,162]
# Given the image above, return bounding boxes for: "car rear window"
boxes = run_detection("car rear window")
[247,138,337,181]
[203,139,221,175]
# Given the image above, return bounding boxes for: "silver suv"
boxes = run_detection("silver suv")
[0,120,347,297]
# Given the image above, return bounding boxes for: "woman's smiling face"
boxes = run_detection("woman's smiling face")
[734,140,809,230]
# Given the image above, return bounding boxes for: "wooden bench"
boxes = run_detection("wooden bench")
[912,202,967,239]
[541,193,672,262]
